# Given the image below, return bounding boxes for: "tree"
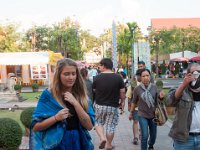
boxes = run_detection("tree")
[0,23,27,52]
[80,30,99,53]
[117,22,141,75]
[25,17,83,60]
[149,27,200,55]
[26,25,52,51]
[99,28,112,58]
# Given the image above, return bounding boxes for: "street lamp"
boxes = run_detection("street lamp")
[131,26,137,75]
[154,36,160,76]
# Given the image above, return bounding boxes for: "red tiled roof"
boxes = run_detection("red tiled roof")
[151,18,200,30]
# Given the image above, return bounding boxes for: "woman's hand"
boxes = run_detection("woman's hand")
[63,92,78,106]
[55,108,72,121]
[159,90,165,100]
[129,112,133,120]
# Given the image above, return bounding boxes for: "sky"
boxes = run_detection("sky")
[0,0,199,36]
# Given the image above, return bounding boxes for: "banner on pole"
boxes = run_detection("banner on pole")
[133,42,151,73]
[112,21,118,69]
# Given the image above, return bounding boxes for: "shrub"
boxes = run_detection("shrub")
[156,80,164,90]
[14,84,22,90]
[20,107,35,128]
[31,83,39,89]
[0,118,23,150]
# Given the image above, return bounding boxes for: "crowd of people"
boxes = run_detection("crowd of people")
[151,61,188,79]
[29,58,200,150]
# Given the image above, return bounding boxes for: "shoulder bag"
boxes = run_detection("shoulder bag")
[153,93,168,126]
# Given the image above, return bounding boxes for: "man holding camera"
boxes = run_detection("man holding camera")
[167,63,200,150]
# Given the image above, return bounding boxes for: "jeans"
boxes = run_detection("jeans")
[173,135,200,150]
[138,116,157,150]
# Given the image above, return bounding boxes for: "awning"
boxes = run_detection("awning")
[170,57,189,62]
[0,52,49,65]
[190,56,200,61]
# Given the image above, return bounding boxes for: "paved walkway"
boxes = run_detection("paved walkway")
[14,101,173,150]
[18,109,173,150]
[0,87,174,150]
[90,110,173,150]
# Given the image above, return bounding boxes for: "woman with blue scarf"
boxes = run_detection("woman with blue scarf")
[29,58,95,150]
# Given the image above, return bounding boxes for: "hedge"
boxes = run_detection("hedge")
[20,107,35,128]
[0,118,23,150]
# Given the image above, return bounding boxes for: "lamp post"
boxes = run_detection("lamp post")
[182,36,186,57]
[131,26,137,75]
[154,36,160,76]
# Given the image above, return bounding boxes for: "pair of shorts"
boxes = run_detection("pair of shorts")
[94,104,119,134]
[132,110,139,121]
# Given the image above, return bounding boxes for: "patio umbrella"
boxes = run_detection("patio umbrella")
[170,57,189,62]
[190,56,200,61]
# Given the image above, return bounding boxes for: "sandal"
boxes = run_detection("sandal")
[133,137,139,145]
[99,140,106,149]
[106,145,115,150]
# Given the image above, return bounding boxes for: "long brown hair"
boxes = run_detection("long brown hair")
[50,58,88,111]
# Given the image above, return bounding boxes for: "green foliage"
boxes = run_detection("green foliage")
[116,22,142,76]
[26,25,52,51]
[20,107,35,128]
[0,23,27,52]
[80,30,99,52]
[14,84,22,90]
[0,118,23,150]
[156,80,164,90]
[31,83,39,89]
[149,27,200,55]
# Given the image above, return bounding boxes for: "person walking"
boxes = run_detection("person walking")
[127,69,142,145]
[119,71,128,114]
[80,68,93,102]
[167,63,200,150]
[138,61,154,83]
[129,68,165,150]
[93,58,126,150]
[30,58,95,150]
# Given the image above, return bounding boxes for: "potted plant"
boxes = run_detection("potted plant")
[14,84,22,93]
[31,83,39,92]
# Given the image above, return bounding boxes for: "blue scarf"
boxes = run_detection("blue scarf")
[29,89,95,150]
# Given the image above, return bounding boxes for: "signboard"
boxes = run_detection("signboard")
[30,64,48,80]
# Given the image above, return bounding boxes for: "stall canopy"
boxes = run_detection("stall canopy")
[0,52,49,65]
[170,57,189,62]
[190,56,200,61]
